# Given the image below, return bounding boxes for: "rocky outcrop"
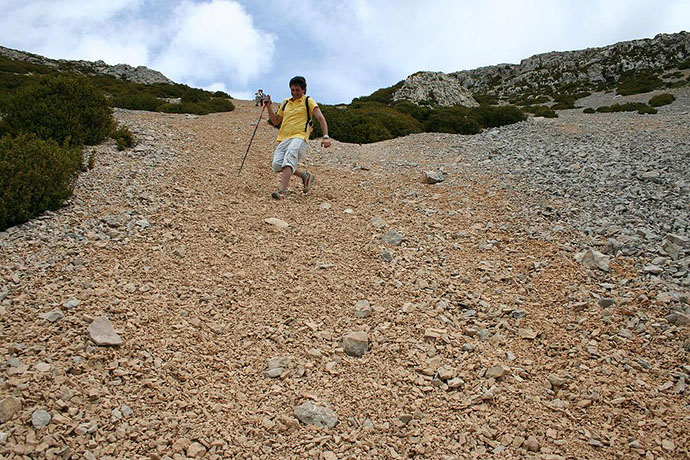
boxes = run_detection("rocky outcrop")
[0,45,174,85]
[393,71,478,107]
[396,31,690,99]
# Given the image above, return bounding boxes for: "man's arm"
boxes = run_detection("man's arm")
[313,107,331,148]
[264,96,283,126]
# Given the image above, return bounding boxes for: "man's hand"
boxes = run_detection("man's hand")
[321,137,331,148]
[263,95,272,106]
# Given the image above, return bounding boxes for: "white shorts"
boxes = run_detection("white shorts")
[272,138,307,173]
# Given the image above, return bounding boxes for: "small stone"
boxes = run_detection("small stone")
[399,414,413,424]
[0,431,7,443]
[437,366,455,380]
[323,451,338,460]
[381,249,394,263]
[575,249,610,271]
[318,202,332,210]
[187,441,207,458]
[87,316,123,346]
[518,328,538,339]
[344,208,355,214]
[510,309,527,319]
[40,309,64,323]
[486,364,510,379]
[548,374,566,388]
[643,264,664,275]
[31,409,52,429]
[424,170,447,184]
[447,377,465,388]
[34,362,51,372]
[354,300,372,318]
[0,396,22,423]
[598,298,616,307]
[661,239,681,260]
[294,401,338,428]
[63,298,79,310]
[265,217,289,228]
[383,229,405,246]
[524,435,540,452]
[666,233,688,248]
[342,331,369,357]
[371,217,387,229]
[121,405,133,417]
[668,313,690,326]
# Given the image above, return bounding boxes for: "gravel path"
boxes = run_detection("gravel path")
[0,95,688,459]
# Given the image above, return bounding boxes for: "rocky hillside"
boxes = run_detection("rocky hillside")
[0,88,688,458]
[0,45,173,85]
[393,31,690,104]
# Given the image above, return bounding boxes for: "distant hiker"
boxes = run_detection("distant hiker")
[254,89,265,106]
[263,76,331,200]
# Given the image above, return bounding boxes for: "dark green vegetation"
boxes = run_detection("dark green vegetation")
[0,75,114,147]
[311,99,526,144]
[0,55,234,115]
[0,133,82,230]
[595,102,658,115]
[649,93,676,107]
[0,74,136,231]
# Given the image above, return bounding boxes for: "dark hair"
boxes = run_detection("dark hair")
[289,76,307,90]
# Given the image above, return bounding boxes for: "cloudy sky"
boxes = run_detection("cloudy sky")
[1,0,688,104]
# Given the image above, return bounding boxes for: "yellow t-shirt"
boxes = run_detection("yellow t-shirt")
[276,96,318,142]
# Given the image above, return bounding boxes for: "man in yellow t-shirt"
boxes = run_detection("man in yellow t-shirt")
[264,76,331,200]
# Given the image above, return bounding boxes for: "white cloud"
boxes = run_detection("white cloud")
[152,1,275,87]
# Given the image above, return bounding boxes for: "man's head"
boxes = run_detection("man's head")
[289,76,307,99]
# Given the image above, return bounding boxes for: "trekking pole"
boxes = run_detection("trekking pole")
[239,102,267,174]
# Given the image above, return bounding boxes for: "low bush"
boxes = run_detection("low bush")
[616,71,664,96]
[472,93,500,106]
[0,134,82,231]
[523,105,558,118]
[313,102,423,144]
[424,108,482,135]
[472,105,527,127]
[583,107,595,114]
[110,124,135,151]
[110,92,163,111]
[649,93,676,107]
[0,75,113,147]
[596,102,657,114]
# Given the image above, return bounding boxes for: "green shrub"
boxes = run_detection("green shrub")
[0,75,113,147]
[391,100,433,122]
[472,93,500,106]
[678,60,690,70]
[523,105,558,118]
[596,102,657,114]
[649,93,676,107]
[110,92,163,111]
[0,134,82,231]
[616,71,664,96]
[110,124,135,151]
[424,108,481,134]
[637,105,658,115]
[583,107,595,114]
[314,102,422,144]
[472,105,527,127]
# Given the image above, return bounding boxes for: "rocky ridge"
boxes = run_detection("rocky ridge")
[394,31,690,100]
[0,45,174,85]
[0,91,688,458]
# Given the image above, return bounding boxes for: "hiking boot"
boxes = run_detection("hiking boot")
[271,190,287,200]
[302,172,314,193]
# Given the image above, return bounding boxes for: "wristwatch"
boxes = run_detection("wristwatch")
[323,135,330,139]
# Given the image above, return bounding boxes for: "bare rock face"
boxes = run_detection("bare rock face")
[393,72,478,107]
